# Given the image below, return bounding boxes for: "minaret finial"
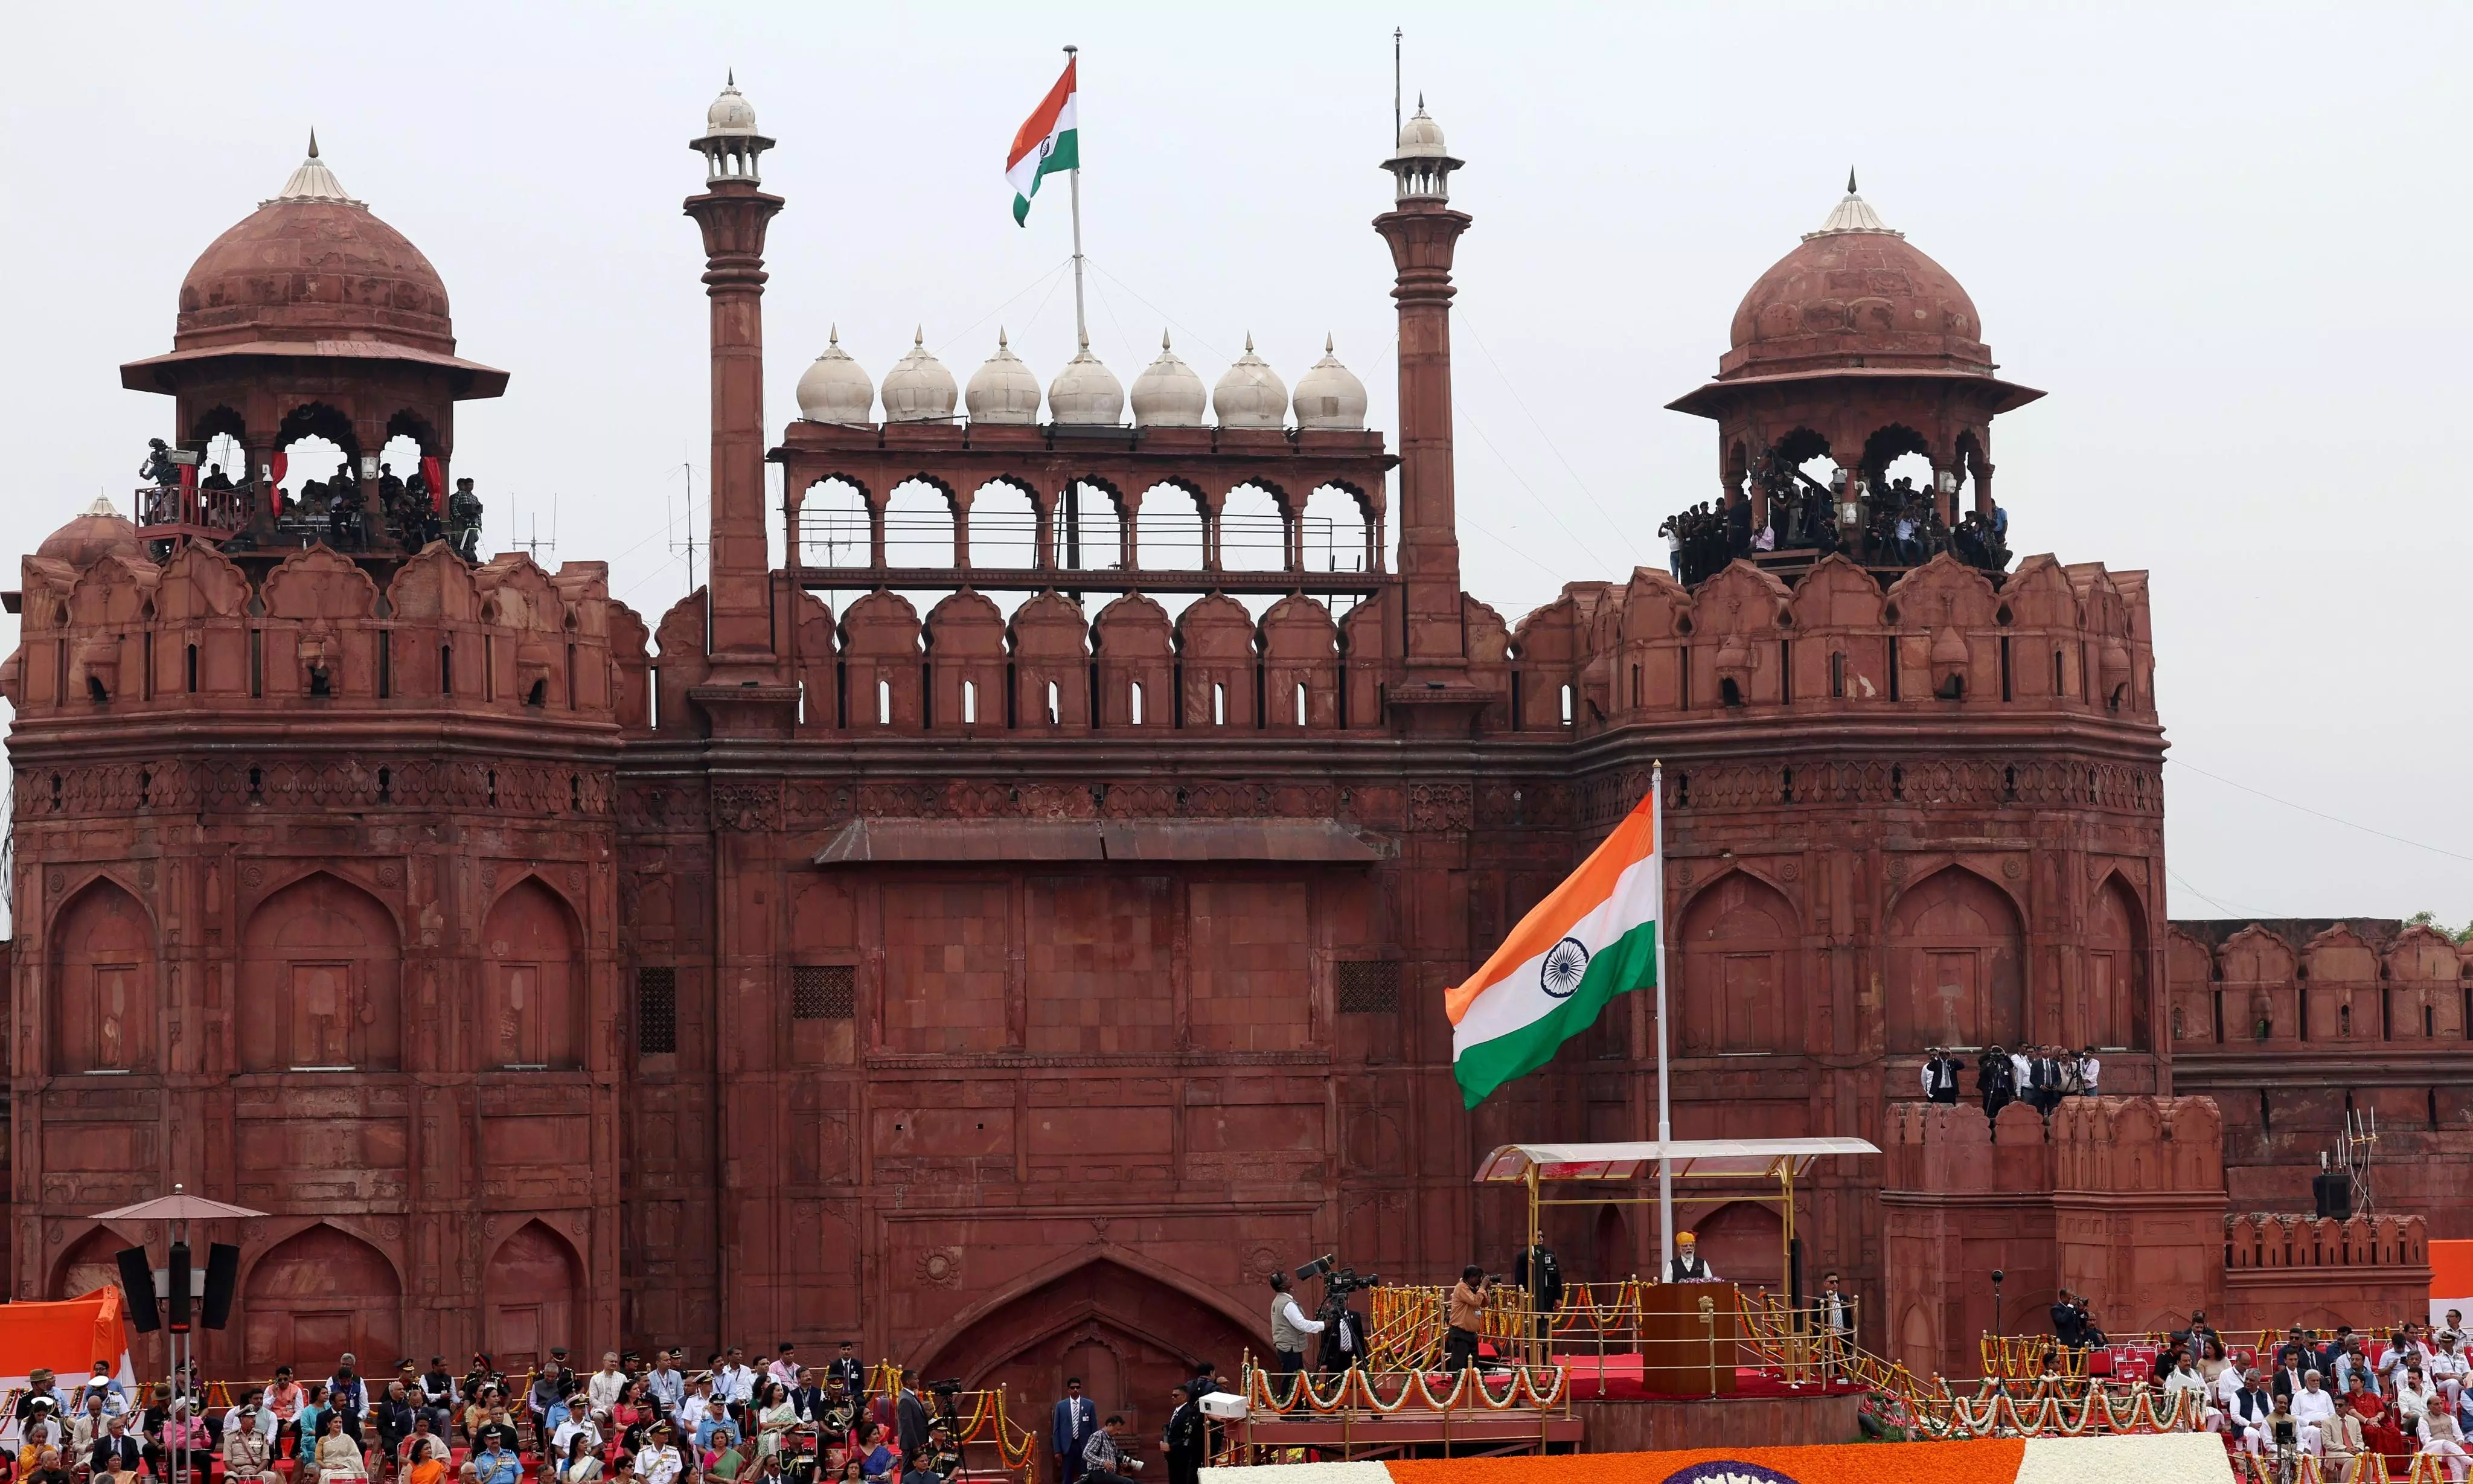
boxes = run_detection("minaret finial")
[1325,333,1335,353]
[1162,330,1172,351]
[829,324,839,345]
[728,68,735,86]
[914,326,924,347]
[308,129,319,159]
[999,327,1009,349]
[1848,167,1858,194]
[1245,331,1255,354]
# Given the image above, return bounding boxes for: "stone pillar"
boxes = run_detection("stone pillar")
[683,178,786,679]
[1373,200,1474,681]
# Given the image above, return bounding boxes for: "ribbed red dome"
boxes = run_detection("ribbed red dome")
[1720,228,1989,381]
[174,197,455,356]
[37,501,141,569]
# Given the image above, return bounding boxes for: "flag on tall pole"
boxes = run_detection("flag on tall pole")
[1448,790,1663,1108]
[1006,56,1079,226]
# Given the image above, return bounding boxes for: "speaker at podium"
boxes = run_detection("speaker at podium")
[1639,1281,1742,1396]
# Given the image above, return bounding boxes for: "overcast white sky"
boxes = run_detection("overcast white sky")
[5,2,2468,930]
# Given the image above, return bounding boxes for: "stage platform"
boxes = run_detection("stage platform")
[1230,1409,1585,1460]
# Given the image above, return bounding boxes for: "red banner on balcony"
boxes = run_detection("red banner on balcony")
[421,455,444,513]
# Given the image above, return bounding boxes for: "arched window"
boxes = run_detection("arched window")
[1130,680,1145,726]
[50,881,156,1074]
[1045,679,1061,725]
[1212,682,1226,726]
[962,679,977,724]
[482,879,585,1069]
[877,678,892,726]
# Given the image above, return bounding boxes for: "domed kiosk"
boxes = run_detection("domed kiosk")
[117,133,506,550]
[1667,174,2041,571]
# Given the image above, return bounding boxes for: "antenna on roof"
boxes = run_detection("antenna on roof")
[670,462,704,597]
[1393,29,1403,144]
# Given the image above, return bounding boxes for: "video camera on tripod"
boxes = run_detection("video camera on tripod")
[1294,1254,1379,1310]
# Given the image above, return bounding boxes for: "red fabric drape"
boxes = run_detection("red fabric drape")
[270,450,288,514]
[421,455,446,512]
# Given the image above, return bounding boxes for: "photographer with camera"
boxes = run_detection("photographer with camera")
[1266,1275,1326,1395]
[1445,1267,1489,1374]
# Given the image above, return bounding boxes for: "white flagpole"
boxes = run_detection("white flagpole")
[1064,43,1087,348]
[1652,760,1674,1277]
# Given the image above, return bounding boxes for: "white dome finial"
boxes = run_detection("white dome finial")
[694,74,772,184]
[1383,98,1460,203]
[881,330,956,423]
[1806,171,1902,240]
[1214,336,1288,430]
[1293,335,1367,431]
[1131,331,1206,427]
[269,129,360,206]
[796,328,874,424]
[967,330,1041,425]
[1049,341,1126,427]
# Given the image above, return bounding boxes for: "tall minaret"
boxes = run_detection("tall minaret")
[1374,100,1472,689]
[684,75,784,683]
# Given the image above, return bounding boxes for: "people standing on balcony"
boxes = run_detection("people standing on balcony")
[1978,1046,2016,1118]
[1923,1048,1962,1104]
[450,479,485,560]
[1444,1266,1489,1371]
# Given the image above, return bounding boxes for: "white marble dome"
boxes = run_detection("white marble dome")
[1291,335,1368,430]
[880,328,957,422]
[1129,331,1207,427]
[706,77,759,135]
[964,330,1041,424]
[1048,339,1125,426]
[1395,100,1448,158]
[795,327,874,424]
[1212,334,1288,429]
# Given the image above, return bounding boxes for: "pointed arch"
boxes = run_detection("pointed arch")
[1675,869,1801,1057]
[915,1247,1259,1419]
[49,877,157,1074]
[483,1220,582,1374]
[51,1223,139,1300]
[242,1222,403,1373]
[2085,872,2151,1051]
[481,876,586,1069]
[239,871,403,1072]
[1886,865,2025,1053]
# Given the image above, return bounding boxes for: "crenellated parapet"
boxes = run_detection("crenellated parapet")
[1501,551,2157,735]
[1,540,642,731]
[2166,917,2473,1051]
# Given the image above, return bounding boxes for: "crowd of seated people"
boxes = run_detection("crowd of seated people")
[2093,1313,2473,1480]
[5,1345,985,1484]
[1659,465,2009,587]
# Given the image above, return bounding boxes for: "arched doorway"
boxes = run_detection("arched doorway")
[239,873,403,1071]
[1886,868,2025,1052]
[243,1224,402,1373]
[2084,876,2150,1051]
[50,880,156,1074]
[484,1221,580,1374]
[53,1227,129,1300]
[480,879,585,1069]
[1591,1203,1632,1283]
[1677,872,1800,1055]
[920,1256,1257,1438]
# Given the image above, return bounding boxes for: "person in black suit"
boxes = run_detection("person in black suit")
[1161,1384,1203,1484]
[894,1371,929,1459]
[90,1415,144,1476]
[1978,1047,2015,1119]
[825,1345,865,1404]
[1051,1378,1099,1484]
[2051,1290,2085,1351]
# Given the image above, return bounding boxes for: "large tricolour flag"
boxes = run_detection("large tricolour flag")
[1006,58,1079,226]
[1450,793,1659,1108]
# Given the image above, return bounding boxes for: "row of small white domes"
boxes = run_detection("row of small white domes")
[795,328,1370,431]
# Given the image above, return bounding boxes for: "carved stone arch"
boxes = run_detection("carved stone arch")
[1674,867,1802,1057]
[261,545,383,621]
[910,1241,1264,1373]
[277,400,360,460]
[240,1220,405,1374]
[187,403,248,446]
[48,874,159,1075]
[1885,863,2026,1053]
[50,1221,146,1299]
[481,1218,583,1374]
[383,406,445,456]
[238,869,404,1072]
[2085,870,2152,1051]
[912,1244,1261,1418]
[479,874,587,1070]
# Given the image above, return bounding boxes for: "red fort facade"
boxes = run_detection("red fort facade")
[4,88,2459,1402]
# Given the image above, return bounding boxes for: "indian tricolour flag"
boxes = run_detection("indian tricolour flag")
[1006,57,1078,226]
[1450,792,1660,1108]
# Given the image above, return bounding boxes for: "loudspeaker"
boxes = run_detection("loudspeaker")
[116,1247,160,1334]
[2313,1171,2353,1221]
[167,1240,192,1332]
[201,1244,240,1331]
